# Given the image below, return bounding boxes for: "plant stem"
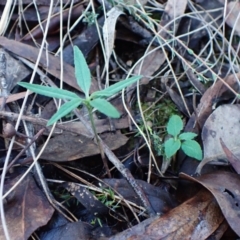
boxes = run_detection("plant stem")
[85,103,155,216]
[86,103,111,178]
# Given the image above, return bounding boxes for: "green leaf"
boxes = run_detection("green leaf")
[187,48,194,55]
[167,115,183,137]
[74,46,91,97]
[179,132,197,141]
[18,82,79,99]
[164,138,181,158]
[181,140,202,161]
[90,98,120,118]
[47,98,82,126]
[91,75,142,98]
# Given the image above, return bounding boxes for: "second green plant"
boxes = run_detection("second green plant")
[164,115,202,161]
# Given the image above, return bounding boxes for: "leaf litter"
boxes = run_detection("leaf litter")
[1,0,240,239]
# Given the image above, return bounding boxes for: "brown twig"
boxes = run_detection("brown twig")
[2,128,45,174]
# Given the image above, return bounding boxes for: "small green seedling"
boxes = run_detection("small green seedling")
[18,46,142,126]
[164,115,202,160]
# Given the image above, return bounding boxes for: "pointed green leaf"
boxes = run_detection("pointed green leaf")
[74,46,91,97]
[181,140,202,161]
[164,138,181,158]
[167,115,183,137]
[90,98,120,118]
[47,98,82,126]
[179,132,197,141]
[18,82,78,99]
[91,75,142,98]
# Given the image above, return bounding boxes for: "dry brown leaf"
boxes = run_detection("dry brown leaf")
[0,173,54,239]
[220,138,240,174]
[38,131,128,161]
[181,171,240,237]
[40,221,93,240]
[134,47,166,85]
[185,72,240,132]
[225,1,240,36]
[0,48,30,93]
[158,0,188,34]
[103,7,124,63]
[108,189,224,240]
[21,3,83,41]
[0,91,32,105]
[103,179,175,214]
[133,0,187,86]
[64,182,109,215]
[0,36,98,93]
[196,104,240,173]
